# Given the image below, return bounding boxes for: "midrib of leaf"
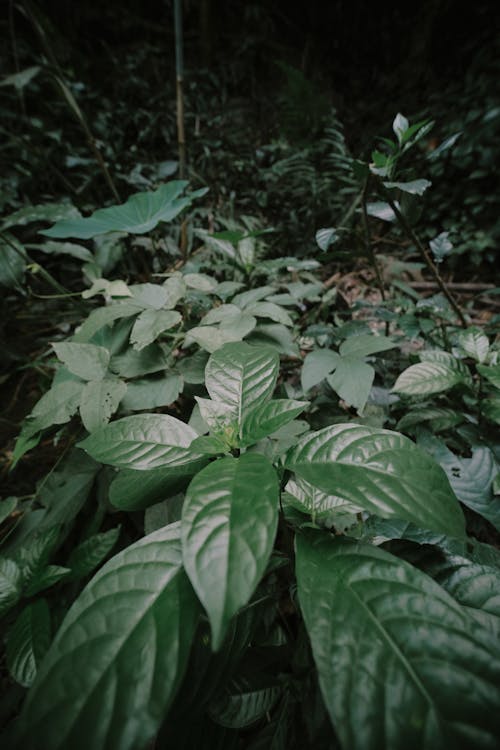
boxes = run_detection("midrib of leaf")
[347,581,435,711]
[27,558,183,745]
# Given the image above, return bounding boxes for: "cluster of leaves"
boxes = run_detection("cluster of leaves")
[1,143,500,749]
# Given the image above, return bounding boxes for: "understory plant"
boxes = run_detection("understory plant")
[1,139,500,749]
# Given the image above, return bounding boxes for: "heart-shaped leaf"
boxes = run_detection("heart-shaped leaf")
[52,342,110,381]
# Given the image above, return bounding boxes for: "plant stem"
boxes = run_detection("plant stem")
[380,183,467,327]
[362,179,386,302]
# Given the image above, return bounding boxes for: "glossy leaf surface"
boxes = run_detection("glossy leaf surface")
[296,533,500,750]
[15,524,200,750]
[79,414,202,470]
[241,399,307,445]
[285,424,465,537]
[182,454,279,649]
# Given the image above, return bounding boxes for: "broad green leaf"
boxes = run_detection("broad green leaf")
[52,342,109,381]
[2,203,80,231]
[205,343,279,420]
[482,396,500,424]
[218,312,257,338]
[6,600,51,688]
[418,434,500,531]
[41,181,204,239]
[232,286,275,309]
[366,201,397,222]
[195,397,237,434]
[73,302,143,342]
[383,179,432,195]
[162,275,187,308]
[130,309,181,350]
[241,399,307,446]
[393,356,469,396]
[79,378,126,432]
[339,334,395,358]
[327,357,374,412]
[285,423,465,537]
[67,528,120,580]
[30,240,93,262]
[201,304,241,325]
[301,349,340,392]
[182,454,279,649]
[396,407,464,433]
[109,462,206,511]
[247,323,299,358]
[424,554,500,620]
[21,380,84,439]
[120,374,182,411]
[393,112,409,143]
[296,534,500,750]
[315,227,339,251]
[184,273,218,292]
[79,414,202,470]
[208,678,281,728]
[15,524,200,750]
[0,234,27,288]
[178,349,209,384]
[477,364,500,389]
[128,282,169,309]
[110,342,168,377]
[185,325,245,353]
[82,277,132,299]
[245,302,294,327]
[458,328,489,363]
[0,558,23,616]
[23,566,70,597]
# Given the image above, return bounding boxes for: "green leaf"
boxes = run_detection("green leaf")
[130,309,181,351]
[383,179,432,195]
[15,524,200,750]
[67,528,120,580]
[366,201,397,222]
[128,282,170,309]
[2,203,80,231]
[396,407,464,433]
[393,354,470,396]
[120,374,183,411]
[73,302,143,343]
[184,272,218,292]
[6,600,51,687]
[418,434,500,531]
[315,227,339,252]
[185,325,247,353]
[208,678,281,728]
[392,112,409,143]
[41,182,205,239]
[424,554,500,620]
[458,328,489,363]
[285,424,465,537]
[195,397,237,434]
[0,558,23,616]
[0,234,27,288]
[245,302,294,327]
[247,323,300,358]
[232,285,275,309]
[52,342,109,381]
[21,380,84,439]
[327,357,374,412]
[30,240,94,262]
[182,454,279,649]
[205,343,279,421]
[339,334,395,358]
[79,378,127,433]
[0,65,41,90]
[109,462,206,511]
[78,414,202,470]
[301,350,340,392]
[110,342,168,378]
[241,399,307,446]
[0,497,18,526]
[477,363,500,389]
[24,565,71,597]
[296,533,500,750]
[430,232,454,264]
[284,476,362,521]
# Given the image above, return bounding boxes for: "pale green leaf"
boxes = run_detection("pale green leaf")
[477,363,500,389]
[339,334,395,358]
[205,342,279,421]
[327,358,374,412]
[458,328,489,363]
[182,454,279,649]
[301,349,340,392]
[52,342,109,381]
[79,378,126,432]
[120,374,182,411]
[245,302,294,327]
[383,179,432,195]
[130,309,181,351]
[78,414,202,470]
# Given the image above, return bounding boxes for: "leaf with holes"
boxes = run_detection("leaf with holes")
[182,454,279,650]
[296,533,500,750]
[13,523,200,750]
[285,424,465,537]
[79,378,126,433]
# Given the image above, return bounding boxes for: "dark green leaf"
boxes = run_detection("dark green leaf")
[6,600,51,687]
[109,462,206,511]
[241,399,307,446]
